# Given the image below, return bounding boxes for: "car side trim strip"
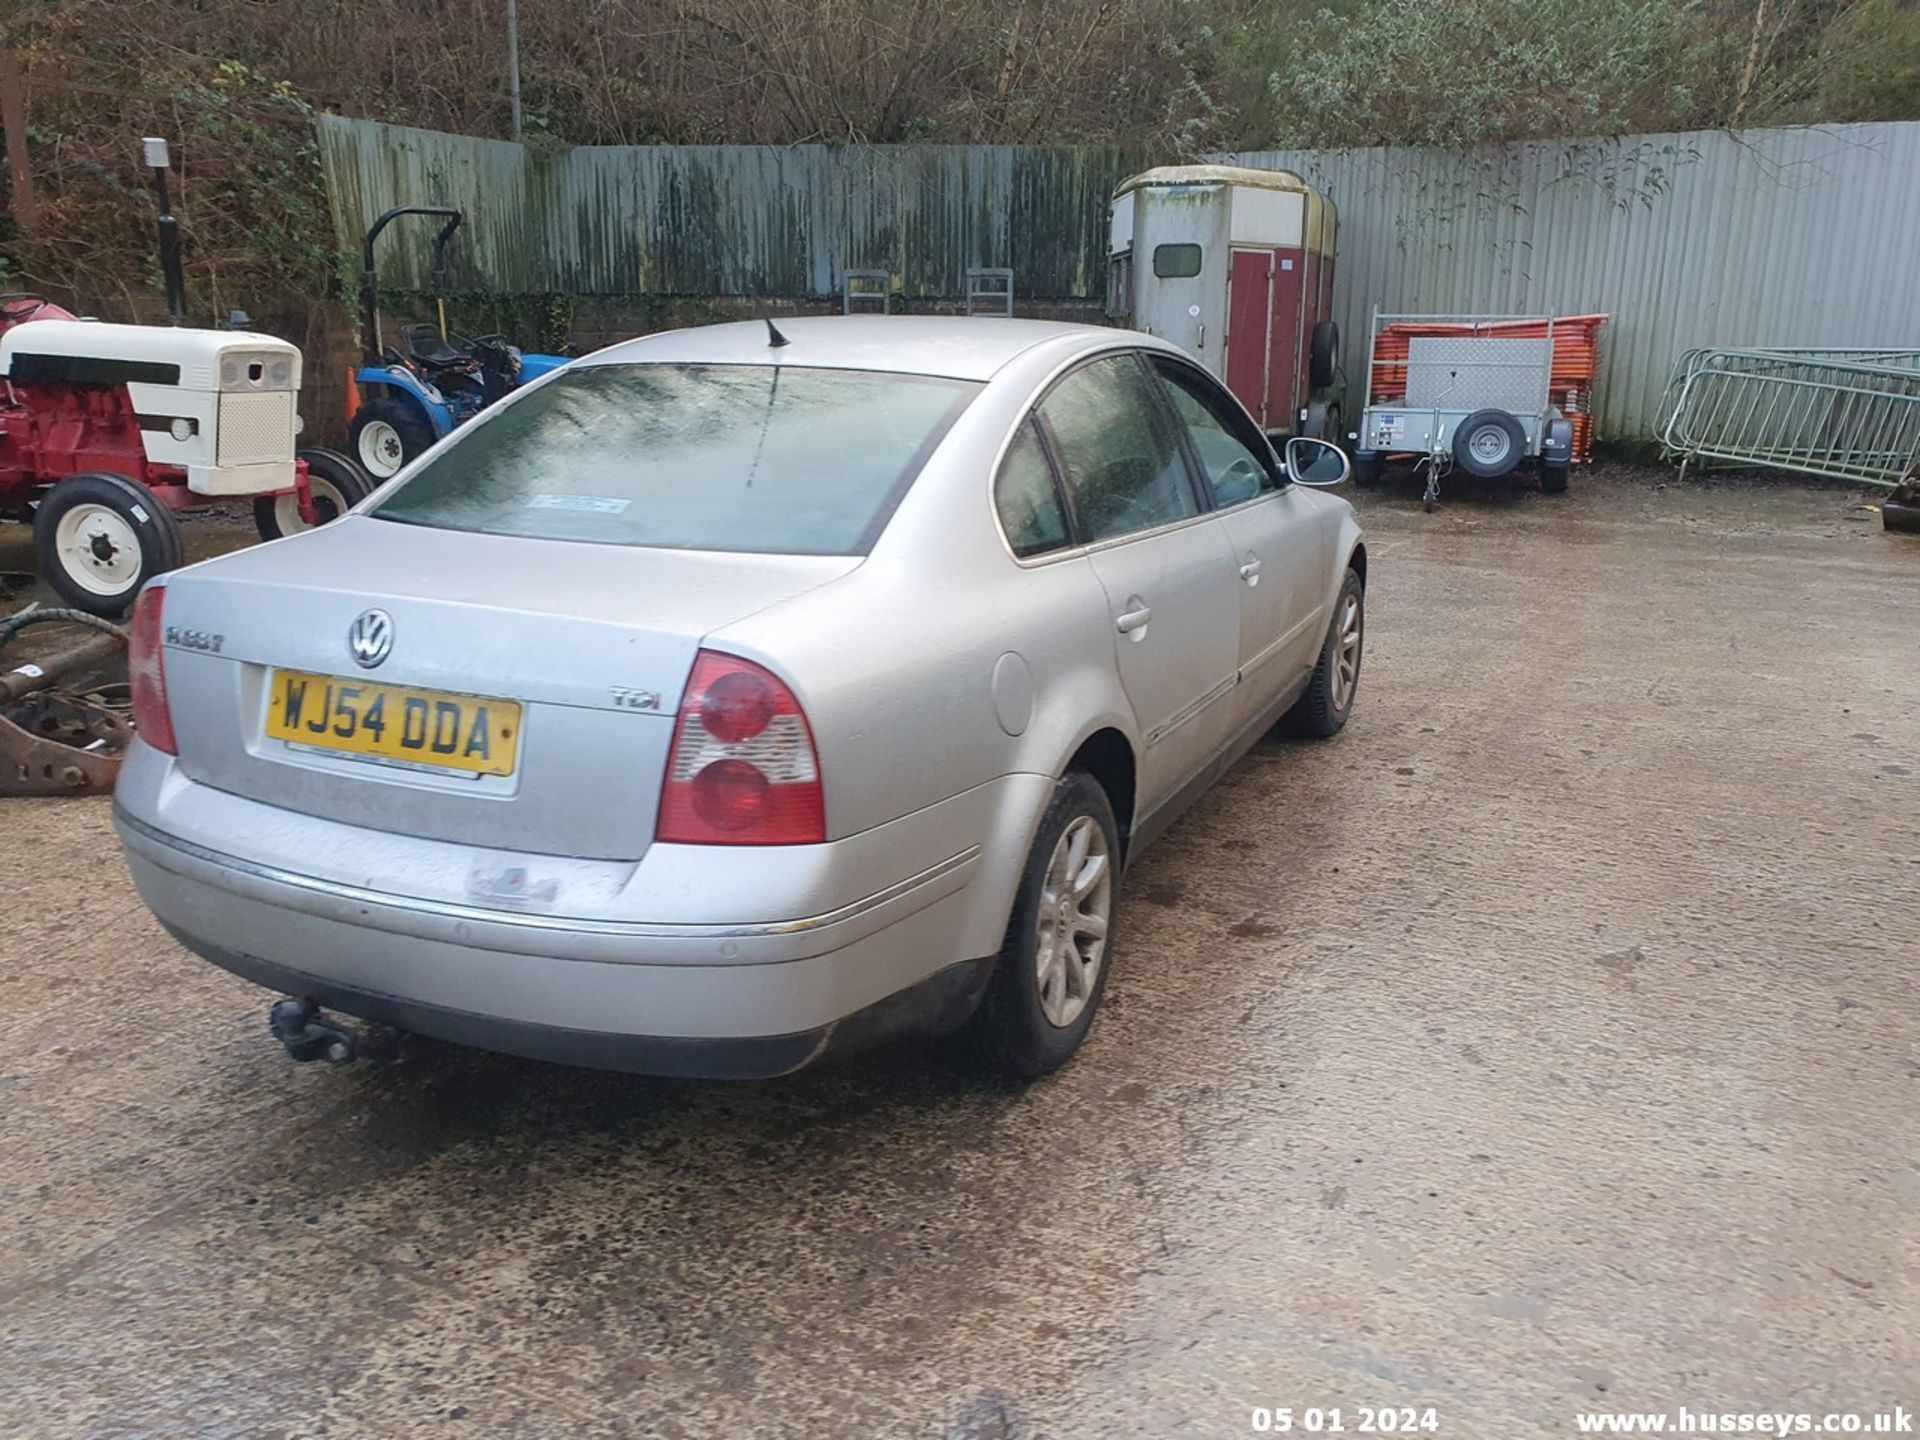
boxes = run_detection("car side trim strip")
[114,807,979,940]
[1239,608,1320,680]
[1143,674,1238,749]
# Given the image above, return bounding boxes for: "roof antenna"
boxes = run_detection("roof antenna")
[765,317,790,348]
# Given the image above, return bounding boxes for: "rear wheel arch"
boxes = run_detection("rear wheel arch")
[1065,727,1137,860]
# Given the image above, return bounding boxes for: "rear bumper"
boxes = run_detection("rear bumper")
[118,810,991,1077]
[111,745,1051,1076]
[166,925,990,1079]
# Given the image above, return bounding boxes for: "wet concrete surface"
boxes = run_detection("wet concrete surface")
[2,472,1916,1438]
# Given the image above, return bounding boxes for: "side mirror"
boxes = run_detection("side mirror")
[1284,436,1351,487]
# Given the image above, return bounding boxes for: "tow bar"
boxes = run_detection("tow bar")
[268,997,360,1065]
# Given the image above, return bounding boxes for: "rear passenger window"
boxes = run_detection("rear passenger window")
[994,420,1070,558]
[1039,355,1197,542]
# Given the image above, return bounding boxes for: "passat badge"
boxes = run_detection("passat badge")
[347,609,393,669]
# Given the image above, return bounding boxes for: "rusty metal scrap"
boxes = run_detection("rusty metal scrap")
[1,620,132,797]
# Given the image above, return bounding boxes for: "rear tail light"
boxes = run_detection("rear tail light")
[656,650,824,845]
[128,585,177,756]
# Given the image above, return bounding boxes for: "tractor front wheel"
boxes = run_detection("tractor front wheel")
[254,449,377,541]
[33,472,186,616]
[350,397,435,479]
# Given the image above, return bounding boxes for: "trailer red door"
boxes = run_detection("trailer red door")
[1225,249,1273,426]
[1269,247,1306,429]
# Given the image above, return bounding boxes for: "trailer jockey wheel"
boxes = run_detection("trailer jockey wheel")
[349,397,436,480]
[254,449,378,541]
[33,473,186,617]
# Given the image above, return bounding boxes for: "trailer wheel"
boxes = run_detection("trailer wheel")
[1540,458,1571,495]
[33,472,185,617]
[1303,398,1344,448]
[1308,321,1340,391]
[1452,409,1527,478]
[350,397,435,479]
[254,449,377,541]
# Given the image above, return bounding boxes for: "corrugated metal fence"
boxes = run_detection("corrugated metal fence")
[1219,127,1920,438]
[316,116,1920,438]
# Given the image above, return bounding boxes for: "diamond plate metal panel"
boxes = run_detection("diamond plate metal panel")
[1405,337,1550,414]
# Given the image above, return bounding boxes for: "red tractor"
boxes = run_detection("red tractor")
[0,140,371,616]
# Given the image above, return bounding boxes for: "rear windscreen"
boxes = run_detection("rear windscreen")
[372,364,978,555]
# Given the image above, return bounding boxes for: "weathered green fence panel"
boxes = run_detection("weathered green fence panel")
[316,116,1147,300]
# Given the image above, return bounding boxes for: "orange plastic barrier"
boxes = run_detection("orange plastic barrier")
[1368,315,1608,462]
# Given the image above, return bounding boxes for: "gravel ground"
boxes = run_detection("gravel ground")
[1,468,1915,1439]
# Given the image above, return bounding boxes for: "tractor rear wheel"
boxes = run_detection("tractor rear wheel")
[350,397,435,479]
[33,472,185,616]
[254,449,376,541]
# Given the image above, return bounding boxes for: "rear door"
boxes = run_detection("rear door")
[1036,353,1241,809]
[1271,246,1307,426]
[1225,249,1273,424]
[1146,354,1330,732]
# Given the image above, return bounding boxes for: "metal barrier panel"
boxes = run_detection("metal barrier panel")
[1660,348,1920,487]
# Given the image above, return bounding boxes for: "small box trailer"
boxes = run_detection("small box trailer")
[1107,165,1344,441]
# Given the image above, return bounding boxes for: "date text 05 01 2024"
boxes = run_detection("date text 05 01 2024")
[1251,1407,1440,1434]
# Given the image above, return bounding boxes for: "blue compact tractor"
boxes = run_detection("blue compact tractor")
[347,207,571,478]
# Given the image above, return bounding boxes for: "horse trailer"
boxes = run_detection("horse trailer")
[1107,165,1344,441]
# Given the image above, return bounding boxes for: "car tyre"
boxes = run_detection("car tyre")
[972,770,1121,1077]
[33,471,185,616]
[254,448,377,540]
[1283,567,1364,738]
[350,396,436,479]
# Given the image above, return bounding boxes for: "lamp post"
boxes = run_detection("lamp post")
[506,0,524,142]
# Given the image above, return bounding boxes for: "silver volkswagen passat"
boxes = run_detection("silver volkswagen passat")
[115,317,1366,1078]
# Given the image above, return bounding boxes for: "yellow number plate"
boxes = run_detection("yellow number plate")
[265,670,521,776]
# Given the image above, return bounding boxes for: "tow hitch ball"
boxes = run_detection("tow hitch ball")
[268,997,360,1065]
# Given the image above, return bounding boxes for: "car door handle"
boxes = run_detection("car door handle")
[1239,558,1263,583]
[1116,605,1153,635]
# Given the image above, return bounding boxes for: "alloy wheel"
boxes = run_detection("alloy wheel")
[1034,815,1113,1028]
[1332,591,1363,711]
